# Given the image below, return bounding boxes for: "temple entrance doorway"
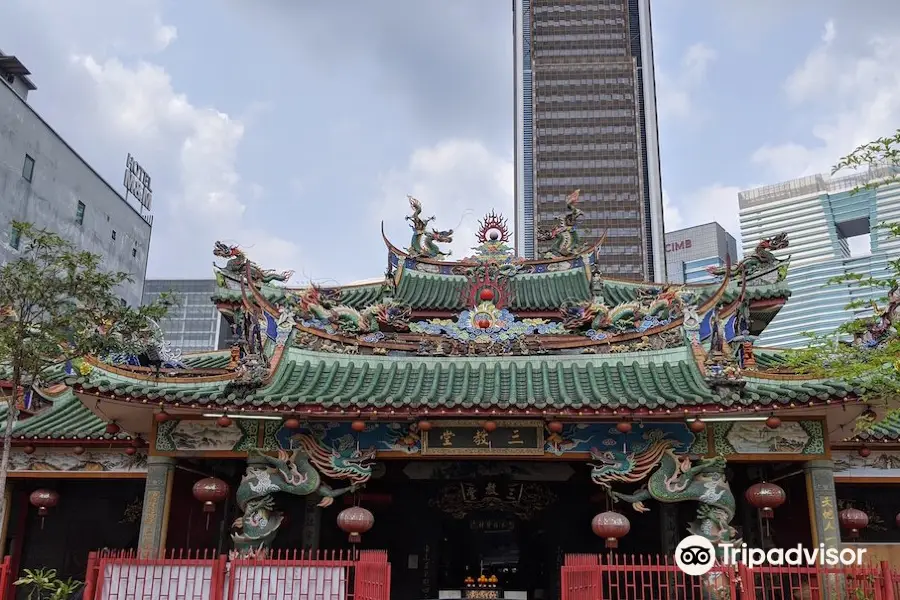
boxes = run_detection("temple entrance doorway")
[317,459,665,600]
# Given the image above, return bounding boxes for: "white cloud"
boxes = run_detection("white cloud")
[753,20,900,180]
[665,185,743,242]
[657,42,717,120]
[375,140,514,260]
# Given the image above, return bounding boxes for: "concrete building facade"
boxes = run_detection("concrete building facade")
[143,279,231,352]
[739,166,900,348]
[0,50,152,307]
[664,222,737,285]
[513,0,665,281]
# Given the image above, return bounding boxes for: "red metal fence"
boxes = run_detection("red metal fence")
[81,549,390,600]
[0,556,10,600]
[562,553,900,600]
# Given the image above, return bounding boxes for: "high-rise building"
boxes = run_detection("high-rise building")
[0,49,153,306]
[664,222,737,285]
[513,0,665,280]
[739,166,900,348]
[143,279,231,352]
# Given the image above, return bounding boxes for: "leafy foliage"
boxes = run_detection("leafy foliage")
[0,222,171,526]
[14,568,82,600]
[784,135,900,432]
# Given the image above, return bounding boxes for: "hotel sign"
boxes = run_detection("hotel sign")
[421,419,544,456]
[124,153,153,210]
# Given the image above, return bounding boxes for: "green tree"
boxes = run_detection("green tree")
[786,131,900,431]
[0,222,170,528]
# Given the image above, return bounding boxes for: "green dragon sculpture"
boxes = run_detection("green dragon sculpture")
[232,438,375,557]
[536,189,589,257]
[590,433,739,555]
[706,232,789,279]
[214,241,294,284]
[561,286,691,332]
[294,286,411,335]
[406,196,454,259]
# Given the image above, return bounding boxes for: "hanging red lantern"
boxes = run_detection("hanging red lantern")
[616,421,632,434]
[765,415,781,429]
[192,477,230,528]
[30,489,59,528]
[73,446,85,456]
[591,511,630,549]
[283,417,301,430]
[124,446,136,456]
[337,506,375,543]
[745,482,786,518]
[689,418,706,433]
[858,445,871,458]
[483,421,497,433]
[23,444,35,455]
[105,422,120,435]
[351,420,367,433]
[417,420,433,432]
[217,415,232,428]
[839,508,869,540]
[155,409,170,423]
[548,421,564,434]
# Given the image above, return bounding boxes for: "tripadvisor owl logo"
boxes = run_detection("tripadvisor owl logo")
[674,535,868,576]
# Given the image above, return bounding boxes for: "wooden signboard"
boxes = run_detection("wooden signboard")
[422,419,544,456]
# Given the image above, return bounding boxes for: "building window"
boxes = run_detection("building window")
[22,155,35,182]
[111,230,117,241]
[132,247,137,258]
[9,226,21,250]
[75,201,86,226]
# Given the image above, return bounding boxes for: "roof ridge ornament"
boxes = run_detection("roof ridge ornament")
[536,189,591,258]
[405,196,453,260]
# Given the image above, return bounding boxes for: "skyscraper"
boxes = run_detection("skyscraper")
[513,0,665,280]
[739,167,900,348]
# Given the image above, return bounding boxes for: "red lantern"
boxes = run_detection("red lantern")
[858,445,871,458]
[193,477,230,528]
[23,444,35,455]
[483,421,497,433]
[155,409,170,423]
[548,421,564,434]
[689,418,706,433]
[125,446,136,456]
[616,421,632,434]
[839,508,869,540]
[479,289,495,302]
[766,415,781,429]
[30,489,59,528]
[217,415,233,428]
[351,420,367,433]
[591,511,630,549]
[73,446,85,456]
[418,420,433,432]
[745,482,786,518]
[106,422,120,435]
[283,417,301,430]
[337,506,375,543]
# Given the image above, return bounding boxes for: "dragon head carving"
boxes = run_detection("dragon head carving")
[430,228,454,244]
[589,447,637,486]
[329,444,376,483]
[214,241,240,259]
[758,232,788,252]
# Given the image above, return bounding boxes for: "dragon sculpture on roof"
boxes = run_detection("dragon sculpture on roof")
[537,189,589,257]
[406,196,454,259]
[707,232,789,279]
[214,241,294,284]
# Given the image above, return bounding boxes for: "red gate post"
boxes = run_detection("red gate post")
[0,555,10,600]
[883,561,896,600]
[737,563,756,600]
[354,549,390,600]
[82,551,99,600]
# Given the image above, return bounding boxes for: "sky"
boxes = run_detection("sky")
[3,0,900,286]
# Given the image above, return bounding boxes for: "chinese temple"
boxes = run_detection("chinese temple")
[2,195,900,599]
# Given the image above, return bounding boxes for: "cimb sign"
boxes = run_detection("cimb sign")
[665,239,692,253]
[124,153,153,210]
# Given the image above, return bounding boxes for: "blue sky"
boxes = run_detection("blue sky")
[3,0,899,285]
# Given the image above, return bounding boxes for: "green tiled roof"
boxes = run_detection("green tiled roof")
[0,391,131,441]
[181,352,232,369]
[69,346,856,412]
[851,412,900,442]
